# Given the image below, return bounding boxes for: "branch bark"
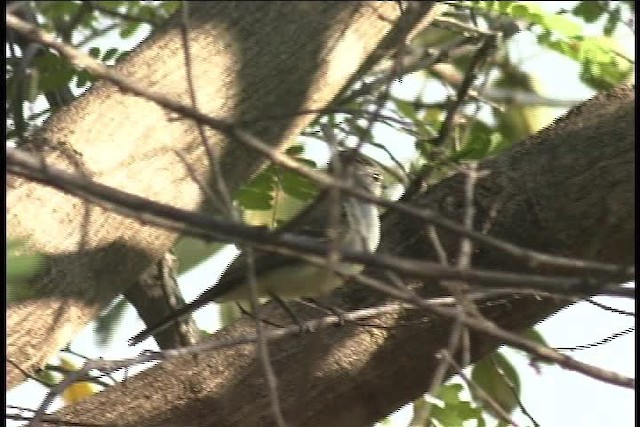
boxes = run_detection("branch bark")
[7,1,442,388]
[51,85,634,426]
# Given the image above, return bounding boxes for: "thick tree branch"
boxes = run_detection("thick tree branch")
[50,85,634,426]
[7,1,442,388]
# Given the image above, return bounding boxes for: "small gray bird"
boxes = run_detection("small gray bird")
[130,150,384,345]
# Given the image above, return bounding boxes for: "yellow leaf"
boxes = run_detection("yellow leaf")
[62,381,99,405]
[59,356,100,405]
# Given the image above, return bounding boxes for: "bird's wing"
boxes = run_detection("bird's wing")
[212,197,343,288]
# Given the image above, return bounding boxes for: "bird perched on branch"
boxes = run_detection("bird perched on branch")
[130,149,385,345]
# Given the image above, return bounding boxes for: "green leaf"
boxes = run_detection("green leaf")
[87,47,101,59]
[279,169,317,202]
[603,6,621,36]
[33,366,61,387]
[235,166,277,211]
[100,1,127,10]
[102,47,120,63]
[120,21,141,39]
[26,69,41,103]
[234,147,316,210]
[160,1,181,16]
[541,36,631,90]
[471,351,520,417]
[430,383,486,426]
[470,1,583,37]
[116,50,131,62]
[519,328,554,366]
[7,239,46,302]
[394,98,419,122]
[521,327,549,347]
[7,240,43,281]
[36,1,82,23]
[173,237,227,274]
[572,1,606,23]
[394,97,432,140]
[469,0,630,91]
[497,1,516,15]
[285,144,305,156]
[486,132,510,156]
[453,134,491,161]
[32,51,76,93]
[94,297,129,348]
[235,188,274,210]
[415,139,433,160]
[452,121,505,161]
[509,3,530,19]
[273,147,317,201]
[75,69,95,89]
[578,44,631,90]
[248,169,277,192]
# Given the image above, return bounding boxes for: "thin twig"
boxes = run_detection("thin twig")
[412,296,635,389]
[421,319,465,423]
[244,246,289,427]
[427,225,449,265]
[554,326,635,352]
[584,298,635,316]
[488,353,540,427]
[432,34,496,147]
[337,34,481,106]
[440,350,519,426]
[45,294,635,417]
[179,1,234,217]
[7,149,635,300]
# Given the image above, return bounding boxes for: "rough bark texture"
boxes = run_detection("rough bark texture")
[124,251,201,349]
[7,1,442,388]
[51,86,634,426]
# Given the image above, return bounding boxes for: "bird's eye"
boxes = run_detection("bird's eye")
[372,172,383,182]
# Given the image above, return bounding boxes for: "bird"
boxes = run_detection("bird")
[129,149,384,345]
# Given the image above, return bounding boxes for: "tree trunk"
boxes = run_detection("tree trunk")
[7,1,442,388]
[51,85,634,426]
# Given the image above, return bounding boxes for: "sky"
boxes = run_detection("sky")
[7,2,635,426]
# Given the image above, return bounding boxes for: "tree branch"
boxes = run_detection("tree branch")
[50,84,634,426]
[7,1,442,388]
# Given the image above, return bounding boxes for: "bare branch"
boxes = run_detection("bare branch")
[7,148,634,301]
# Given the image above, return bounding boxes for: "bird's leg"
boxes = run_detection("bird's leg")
[268,294,309,333]
[235,302,285,328]
[300,298,347,326]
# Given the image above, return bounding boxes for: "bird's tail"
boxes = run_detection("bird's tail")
[128,295,211,346]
